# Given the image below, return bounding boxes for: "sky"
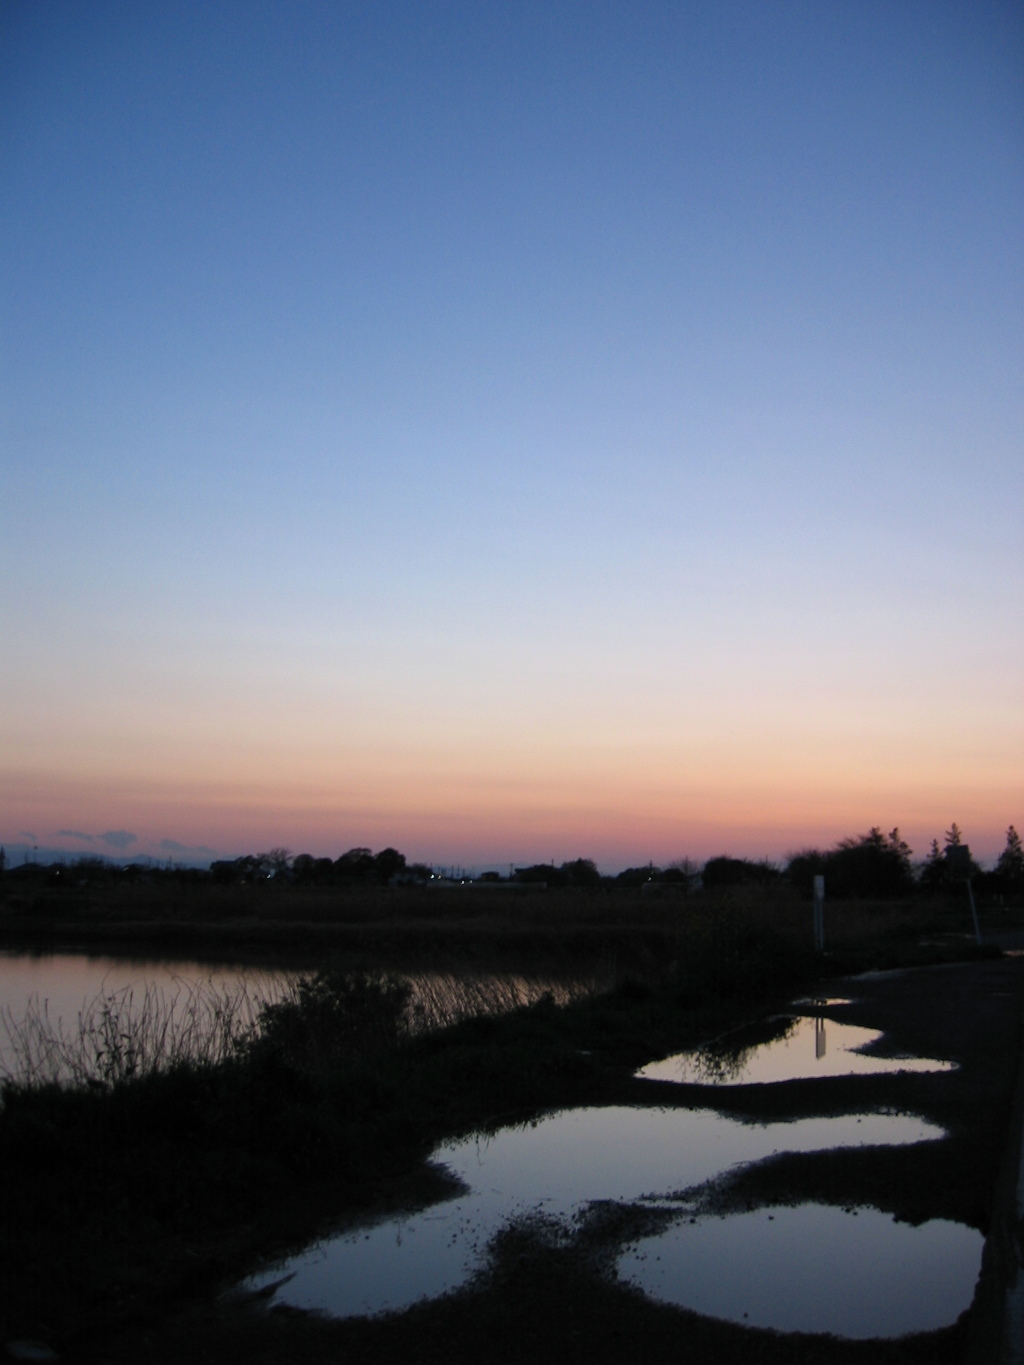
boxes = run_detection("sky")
[1,0,1021,870]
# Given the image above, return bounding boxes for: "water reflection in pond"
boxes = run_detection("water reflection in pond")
[636,1015,955,1085]
[0,951,604,1082]
[618,1203,982,1338]
[0,951,292,1081]
[246,1105,943,1319]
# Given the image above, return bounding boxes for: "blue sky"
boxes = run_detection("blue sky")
[2,0,1021,867]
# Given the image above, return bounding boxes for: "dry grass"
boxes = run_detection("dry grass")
[0,976,272,1087]
[402,967,616,1033]
[0,964,616,1091]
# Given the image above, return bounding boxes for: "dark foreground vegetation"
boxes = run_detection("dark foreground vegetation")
[0,861,1021,1363]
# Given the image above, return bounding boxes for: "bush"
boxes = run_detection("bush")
[702,857,781,889]
[248,970,412,1070]
[787,828,913,899]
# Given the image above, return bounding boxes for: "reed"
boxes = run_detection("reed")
[402,967,614,1034]
[0,976,270,1088]
[0,963,615,1092]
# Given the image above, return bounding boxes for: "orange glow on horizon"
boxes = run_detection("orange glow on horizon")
[4,750,1019,867]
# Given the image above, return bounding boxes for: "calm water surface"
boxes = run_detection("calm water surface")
[636,1015,955,1085]
[618,1204,982,1337]
[0,950,286,1015]
[246,1105,945,1320]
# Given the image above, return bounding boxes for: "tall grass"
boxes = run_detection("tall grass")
[402,968,614,1033]
[0,977,267,1088]
[0,965,615,1091]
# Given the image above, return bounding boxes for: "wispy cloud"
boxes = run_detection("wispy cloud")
[20,831,37,841]
[159,838,217,858]
[55,829,94,842]
[100,830,137,849]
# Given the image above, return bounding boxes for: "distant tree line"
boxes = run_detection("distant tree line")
[210,846,433,886]
[784,824,1023,899]
[2,824,1022,900]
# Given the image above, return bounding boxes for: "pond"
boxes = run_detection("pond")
[0,950,603,1082]
[244,1103,955,1326]
[0,950,294,1081]
[636,1013,956,1085]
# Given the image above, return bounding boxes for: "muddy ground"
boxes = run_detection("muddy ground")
[78,955,1023,1365]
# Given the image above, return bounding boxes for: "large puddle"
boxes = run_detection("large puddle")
[636,1014,955,1085]
[618,1203,983,1338]
[245,1104,946,1320]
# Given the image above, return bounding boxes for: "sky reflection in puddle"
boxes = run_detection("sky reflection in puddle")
[618,1203,982,1337]
[636,1016,955,1085]
[246,1105,942,1319]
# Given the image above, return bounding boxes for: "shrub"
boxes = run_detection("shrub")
[248,970,412,1070]
[702,856,781,889]
[787,828,913,899]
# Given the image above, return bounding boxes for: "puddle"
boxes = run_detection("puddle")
[791,997,853,1008]
[636,1016,955,1085]
[618,1203,982,1338]
[245,1105,943,1318]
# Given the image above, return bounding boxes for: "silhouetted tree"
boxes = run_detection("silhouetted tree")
[919,826,980,889]
[514,863,564,885]
[291,854,336,884]
[997,826,1024,890]
[942,825,981,879]
[261,848,292,877]
[919,838,947,891]
[886,828,913,871]
[560,858,602,887]
[830,828,914,897]
[702,856,781,889]
[334,848,376,883]
[373,847,407,883]
[787,828,912,898]
[784,849,828,896]
[614,865,662,887]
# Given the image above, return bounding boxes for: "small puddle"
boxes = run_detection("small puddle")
[636,1016,955,1085]
[618,1203,982,1337]
[245,1105,943,1319]
[791,997,853,1008]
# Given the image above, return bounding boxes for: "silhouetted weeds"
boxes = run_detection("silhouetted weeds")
[0,976,268,1087]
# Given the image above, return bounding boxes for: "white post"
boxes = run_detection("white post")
[813,875,825,952]
[946,844,982,945]
[966,878,981,945]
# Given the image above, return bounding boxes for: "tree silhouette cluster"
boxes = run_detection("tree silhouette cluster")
[786,828,914,899]
[2,826,1021,900]
[787,824,1024,899]
[210,846,432,886]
